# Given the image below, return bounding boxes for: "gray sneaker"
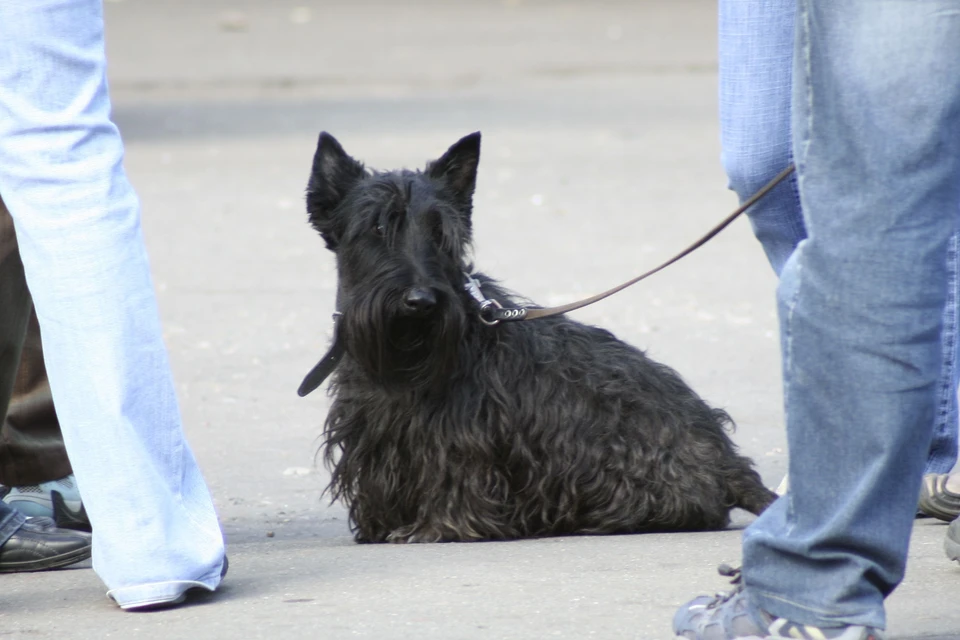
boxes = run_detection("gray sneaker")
[0,475,90,532]
[673,565,885,640]
[919,473,960,522]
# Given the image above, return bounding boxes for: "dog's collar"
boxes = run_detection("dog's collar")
[297,312,345,397]
[298,276,491,397]
[299,276,502,397]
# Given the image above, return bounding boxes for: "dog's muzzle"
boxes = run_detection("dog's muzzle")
[401,287,438,317]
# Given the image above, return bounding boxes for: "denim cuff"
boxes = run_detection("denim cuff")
[746,585,886,631]
[0,502,27,545]
[106,560,224,610]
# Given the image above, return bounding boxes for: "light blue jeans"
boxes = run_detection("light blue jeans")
[721,0,960,629]
[0,1,225,608]
[720,0,960,476]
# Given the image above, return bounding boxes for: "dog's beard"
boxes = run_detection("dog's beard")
[341,294,466,390]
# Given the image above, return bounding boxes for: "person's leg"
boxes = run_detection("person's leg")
[676,0,960,636]
[718,0,804,276]
[0,0,225,608]
[0,197,83,526]
[0,186,91,573]
[0,196,33,457]
[0,501,24,548]
[0,308,71,487]
[719,0,959,478]
[742,0,960,629]
[0,308,73,487]
[927,234,960,474]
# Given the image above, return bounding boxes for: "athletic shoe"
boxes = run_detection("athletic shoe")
[0,475,91,531]
[919,473,960,522]
[673,564,884,639]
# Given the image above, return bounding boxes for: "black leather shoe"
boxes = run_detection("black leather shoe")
[0,516,92,573]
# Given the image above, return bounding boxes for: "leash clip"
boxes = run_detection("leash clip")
[464,273,505,326]
[478,299,503,326]
[464,272,531,325]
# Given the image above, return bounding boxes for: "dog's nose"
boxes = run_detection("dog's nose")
[402,288,437,314]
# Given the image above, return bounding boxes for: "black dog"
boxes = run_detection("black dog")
[301,131,776,543]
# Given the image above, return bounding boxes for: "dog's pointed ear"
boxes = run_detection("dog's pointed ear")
[306,132,366,250]
[427,132,481,204]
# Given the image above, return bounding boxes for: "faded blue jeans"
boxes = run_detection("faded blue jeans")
[721,0,960,629]
[0,501,26,547]
[720,0,960,476]
[0,1,225,608]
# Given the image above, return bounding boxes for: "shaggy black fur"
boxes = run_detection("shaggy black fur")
[304,131,777,543]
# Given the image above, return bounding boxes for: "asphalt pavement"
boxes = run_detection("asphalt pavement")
[2,1,959,638]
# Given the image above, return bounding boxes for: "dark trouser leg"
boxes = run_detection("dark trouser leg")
[1,310,71,486]
[0,195,70,487]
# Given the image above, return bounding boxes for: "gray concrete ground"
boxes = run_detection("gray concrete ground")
[2,1,959,638]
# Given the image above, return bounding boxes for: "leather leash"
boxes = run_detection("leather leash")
[468,163,796,325]
[298,164,796,397]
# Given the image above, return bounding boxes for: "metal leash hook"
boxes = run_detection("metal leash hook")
[478,299,504,326]
[464,274,507,326]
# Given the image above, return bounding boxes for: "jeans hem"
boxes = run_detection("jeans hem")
[0,505,26,545]
[106,568,222,609]
[747,586,886,631]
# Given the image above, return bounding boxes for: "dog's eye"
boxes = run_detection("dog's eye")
[373,207,403,237]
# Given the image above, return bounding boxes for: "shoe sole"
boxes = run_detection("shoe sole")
[918,474,960,523]
[675,634,881,640]
[675,632,882,639]
[921,500,960,523]
[0,544,91,573]
[919,497,960,522]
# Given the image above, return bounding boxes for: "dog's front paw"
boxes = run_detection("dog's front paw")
[385,524,443,544]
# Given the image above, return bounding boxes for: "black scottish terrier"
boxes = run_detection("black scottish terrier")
[301,131,776,543]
